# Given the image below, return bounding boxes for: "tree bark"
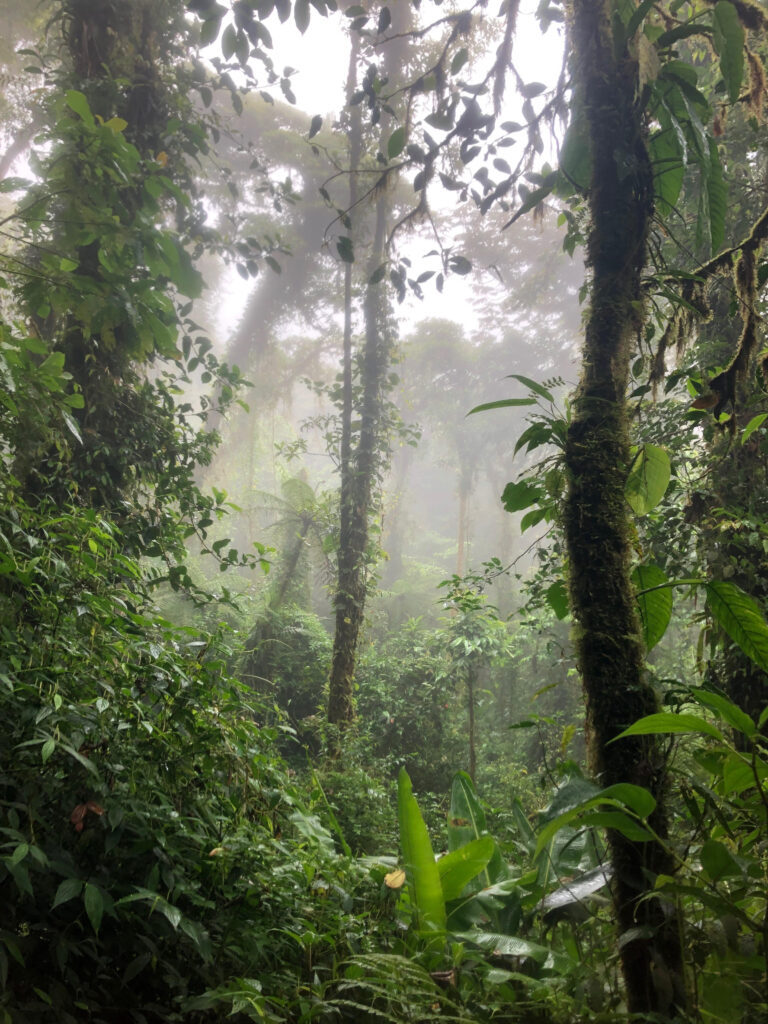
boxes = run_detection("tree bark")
[327,30,364,730]
[563,1,686,1016]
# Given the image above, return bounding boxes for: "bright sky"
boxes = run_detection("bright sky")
[216,3,567,340]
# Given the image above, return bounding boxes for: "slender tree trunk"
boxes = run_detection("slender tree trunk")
[467,666,476,783]
[563,1,686,1015]
[327,31,363,729]
[456,482,469,577]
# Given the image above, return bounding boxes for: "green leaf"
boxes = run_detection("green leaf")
[632,564,672,650]
[691,689,756,738]
[612,712,724,742]
[38,351,66,376]
[712,1,745,103]
[387,126,406,160]
[438,835,496,901]
[336,236,354,264]
[649,116,685,215]
[62,410,83,445]
[84,883,104,934]
[308,114,323,139]
[397,769,446,938]
[65,90,94,126]
[500,479,540,513]
[706,580,768,675]
[558,106,591,191]
[377,6,391,34]
[199,15,222,47]
[455,931,551,963]
[41,737,55,763]
[451,48,468,75]
[0,176,31,193]
[52,877,83,910]
[700,838,742,881]
[221,24,237,60]
[578,810,653,842]
[545,581,569,620]
[741,412,767,444]
[448,771,488,851]
[294,0,310,34]
[448,771,506,886]
[625,444,671,515]
[449,255,472,275]
[467,398,536,415]
[504,373,554,402]
[505,178,557,227]
[535,782,656,858]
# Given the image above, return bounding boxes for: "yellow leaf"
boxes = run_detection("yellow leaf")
[384,868,406,889]
[156,151,168,167]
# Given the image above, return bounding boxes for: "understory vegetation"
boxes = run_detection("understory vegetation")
[1,1,768,1022]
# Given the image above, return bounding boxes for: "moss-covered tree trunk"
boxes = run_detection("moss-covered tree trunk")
[564,1,686,1015]
[327,10,411,733]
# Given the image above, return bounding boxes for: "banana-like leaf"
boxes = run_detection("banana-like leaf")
[397,769,446,936]
[438,835,495,901]
[448,771,507,886]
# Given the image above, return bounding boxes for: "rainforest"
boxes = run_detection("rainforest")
[1,1,768,1021]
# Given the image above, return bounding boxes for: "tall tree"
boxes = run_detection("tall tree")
[327,4,412,731]
[561,3,686,1013]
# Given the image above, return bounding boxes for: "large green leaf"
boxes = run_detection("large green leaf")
[501,479,540,514]
[648,108,684,215]
[534,783,656,859]
[625,444,671,515]
[438,835,495,901]
[397,769,446,936]
[706,580,768,676]
[632,564,672,650]
[712,1,745,103]
[691,688,756,738]
[467,398,536,414]
[65,89,94,126]
[612,712,724,742]
[448,771,506,886]
[504,374,554,402]
[557,102,591,191]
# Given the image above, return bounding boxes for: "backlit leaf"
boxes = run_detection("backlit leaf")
[712,1,744,103]
[500,479,540,513]
[632,563,672,650]
[437,835,495,901]
[65,90,93,126]
[625,444,671,515]
[387,126,406,160]
[706,580,768,675]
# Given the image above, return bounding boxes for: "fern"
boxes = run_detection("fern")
[329,953,480,1024]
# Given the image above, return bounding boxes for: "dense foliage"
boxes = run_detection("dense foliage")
[1,1,768,1022]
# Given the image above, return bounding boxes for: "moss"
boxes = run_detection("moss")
[564,1,687,1016]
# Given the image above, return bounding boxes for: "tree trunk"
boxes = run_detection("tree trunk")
[467,666,476,784]
[563,1,686,1015]
[456,480,469,578]
[327,30,364,730]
